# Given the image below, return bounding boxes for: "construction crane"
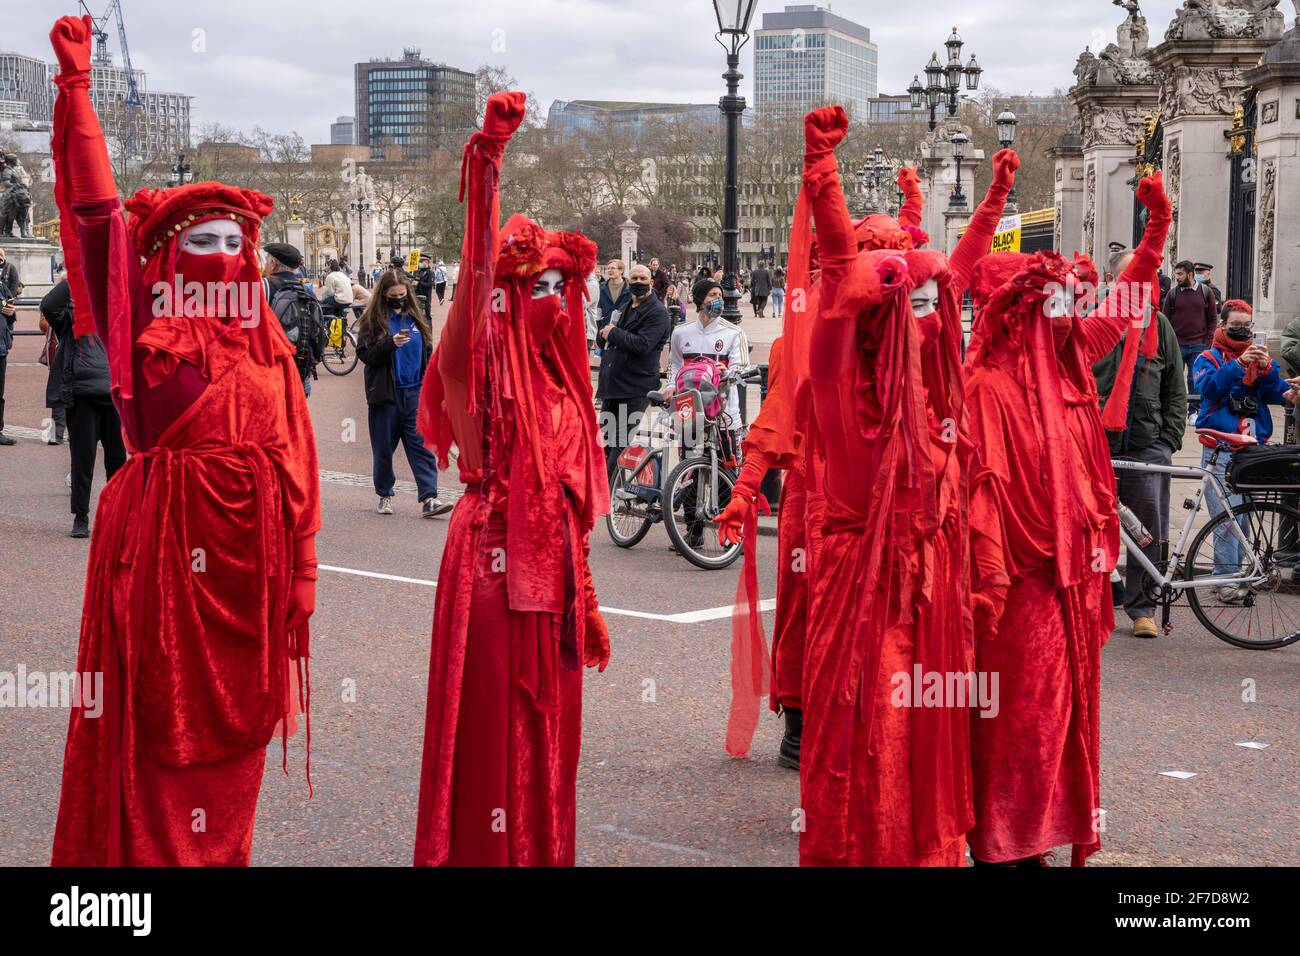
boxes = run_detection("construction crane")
[78,0,143,110]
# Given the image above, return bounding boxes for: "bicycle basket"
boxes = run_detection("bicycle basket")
[1225,444,1300,492]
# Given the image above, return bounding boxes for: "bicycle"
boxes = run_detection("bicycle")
[1113,427,1300,650]
[606,364,763,570]
[320,310,359,376]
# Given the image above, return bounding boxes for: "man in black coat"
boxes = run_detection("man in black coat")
[596,262,670,476]
[750,260,772,317]
[41,278,127,538]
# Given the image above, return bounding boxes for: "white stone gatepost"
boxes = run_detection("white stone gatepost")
[1049,132,1086,255]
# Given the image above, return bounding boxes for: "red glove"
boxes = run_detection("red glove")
[584,603,610,672]
[804,105,848,155]
[483,91,527,139]
[1136,172,1171,222]
[285,535,317,632]
[715,447,774,546]
[972,585,1007,641]
[992,148,1020,190]
[50,15,94,75]
[896,165,921,195]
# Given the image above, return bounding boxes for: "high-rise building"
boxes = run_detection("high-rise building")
[77,63,191,160]
[0,52,54,124]
[753,4,878,117]
[330,115,355,145]
[354,49,474,156]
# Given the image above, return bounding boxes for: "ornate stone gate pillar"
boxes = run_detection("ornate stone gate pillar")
[1152,1,1286,273]
[1049,132,1085,254]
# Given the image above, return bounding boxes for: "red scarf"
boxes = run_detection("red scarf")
[1212,327,1263,386]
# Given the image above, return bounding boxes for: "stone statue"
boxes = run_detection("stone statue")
[1165,1,1284,42]
[0,154,34,239]
[1074,46,1100,87]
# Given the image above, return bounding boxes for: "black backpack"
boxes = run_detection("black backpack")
[266,277,325,380]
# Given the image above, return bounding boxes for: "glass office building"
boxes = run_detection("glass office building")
[354,49,474,156]
[754,4,878,117]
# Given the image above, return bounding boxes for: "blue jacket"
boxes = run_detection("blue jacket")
[1192,347,1291,442]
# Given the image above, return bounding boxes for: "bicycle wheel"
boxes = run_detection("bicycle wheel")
[663,454,741,570]
[606,454,657,548]
[1184,499,1300,650]
[322,330,359,376]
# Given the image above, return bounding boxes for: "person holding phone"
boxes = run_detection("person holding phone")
[1192,300,1300,599]
[356,272,450,517]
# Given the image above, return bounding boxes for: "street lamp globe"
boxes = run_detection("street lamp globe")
[945,26,963,65]
[950,131,970,161]
[965,54,983,91]
[996,105,1019,147]
[908,74,924,110]
[924,51,944,91]
[712,0,758,35]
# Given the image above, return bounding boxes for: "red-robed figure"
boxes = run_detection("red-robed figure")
[791,107,1018,866]
[413,93,610,867]
[964,173,1171,866]
[47,16,320,866]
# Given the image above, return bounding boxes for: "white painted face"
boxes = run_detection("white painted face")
[909,279,940,318]
[531,267,565,300]
[1046,285,1074,320]
[180,218,243,256]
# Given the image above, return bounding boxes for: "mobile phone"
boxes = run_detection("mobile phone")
[1254,331,1268,347]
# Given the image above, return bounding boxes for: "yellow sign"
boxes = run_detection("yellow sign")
[406,249,422,273]
[990,214,1022,253]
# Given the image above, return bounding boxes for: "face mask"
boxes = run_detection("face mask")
[524,292,563,343]
[1226,326,1252,342]
[629,281,651,298]
[386,296,407,308]
[707,299,723,318]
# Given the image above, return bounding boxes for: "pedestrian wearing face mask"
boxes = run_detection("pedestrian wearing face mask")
[1163,259,1217,402]
[356,272,450,518]
[595,262,670,476]
[1093,256,1187,638]
[1192,301,1300,599]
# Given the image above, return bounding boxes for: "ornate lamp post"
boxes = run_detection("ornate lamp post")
[948,132,970,209]
[912,27,982,132]
[996,104,1019,212]
[711,0,758,327]
[854,146,893,215]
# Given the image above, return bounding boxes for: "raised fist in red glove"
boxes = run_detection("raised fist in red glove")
[50,15,94,75]
[992,148,1020,189]
[483,91,527,139]
[897,165,921,194]
[1136,171,1170,220]
[584,604,610,672]
[805,105,848,153]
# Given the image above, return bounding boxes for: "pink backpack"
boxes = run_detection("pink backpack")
[675,356,724,419]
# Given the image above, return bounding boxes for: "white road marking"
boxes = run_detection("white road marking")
[1235,741,1270,750]
[590,823,716,860]
[1158,770,1197,779]
[318,563,773,624]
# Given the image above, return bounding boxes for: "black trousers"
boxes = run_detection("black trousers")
[435,281,447,303]
[601,395,651,478]
[67,399,127,518]
[0,353,7,430]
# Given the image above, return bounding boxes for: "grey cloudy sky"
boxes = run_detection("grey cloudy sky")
[11,1,1205,140]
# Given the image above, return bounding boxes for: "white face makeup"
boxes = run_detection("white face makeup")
[1046,285,1074,320]
[909,279,940,318]
[180,218,243,256]
[531,268,565,300]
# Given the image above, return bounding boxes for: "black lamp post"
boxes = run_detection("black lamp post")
[996,104,1019,211]
[948,131,970,209]
[911,27,982,132]
[855,146,893,215]
[712,0,758,327]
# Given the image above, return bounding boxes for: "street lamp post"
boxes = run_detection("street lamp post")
[948,132,970,209]
[712,0,758,329]
[855,146,893,215]
[996,104,1020,212]
[909,27,982,132]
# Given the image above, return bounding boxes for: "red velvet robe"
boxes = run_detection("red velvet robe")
[413,96,607,867]
[964,183,1170,864]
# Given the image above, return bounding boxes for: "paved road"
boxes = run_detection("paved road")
[1,299,1296,866]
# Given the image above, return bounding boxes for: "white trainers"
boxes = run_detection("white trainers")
[421,497,453,518]
[377,496,394,515]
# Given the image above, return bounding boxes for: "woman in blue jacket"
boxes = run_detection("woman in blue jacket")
[1192,300,1300,594]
